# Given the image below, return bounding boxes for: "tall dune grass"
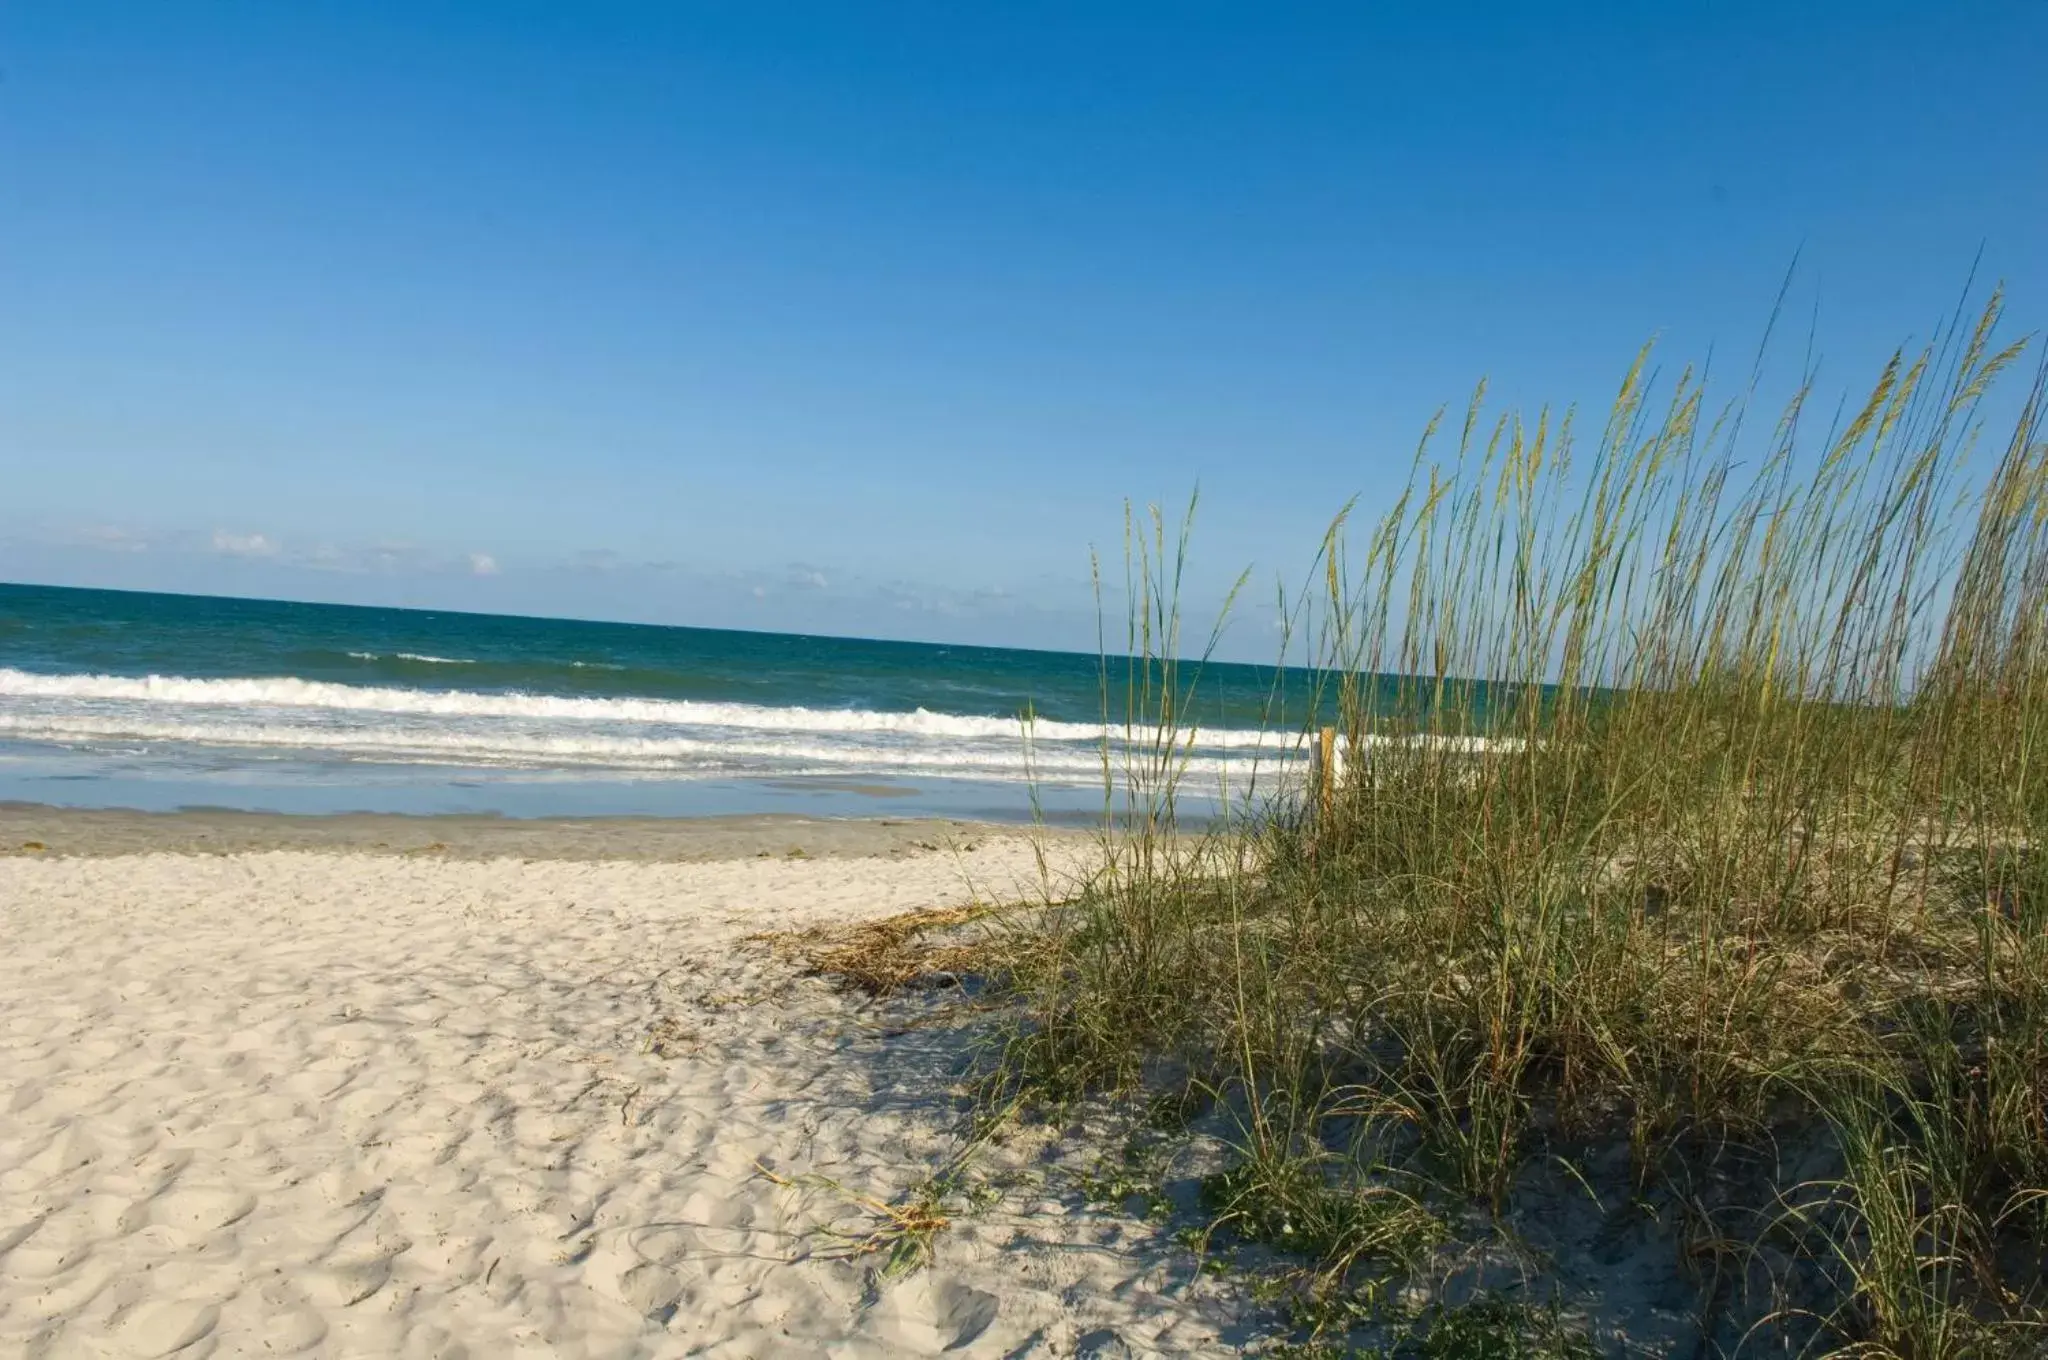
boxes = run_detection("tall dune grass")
[1003,290,2048,1355]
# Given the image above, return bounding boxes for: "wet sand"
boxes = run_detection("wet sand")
[0,802,1082,863]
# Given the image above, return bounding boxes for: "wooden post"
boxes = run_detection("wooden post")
[1317,725,1337,826]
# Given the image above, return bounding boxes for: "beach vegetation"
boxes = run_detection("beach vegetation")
[989,283,2048,1356]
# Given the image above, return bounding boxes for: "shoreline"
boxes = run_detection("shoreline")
[0,800,1090,862]
[0,757,1161,827]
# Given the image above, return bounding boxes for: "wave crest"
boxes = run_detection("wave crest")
[0,667,1272,744]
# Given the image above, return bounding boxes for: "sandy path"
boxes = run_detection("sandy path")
[0,843,1236,1358]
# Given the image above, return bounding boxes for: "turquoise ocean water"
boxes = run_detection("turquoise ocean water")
[0,583,1317,820]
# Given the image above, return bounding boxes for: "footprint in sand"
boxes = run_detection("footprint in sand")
[0,1213,47,1257]
[2,1218,94,1280]
[867,1276,1001,1352]
[301,1251,395,1308]
[84,1194,150,1238]
[616,1261,685,1322]
[150,1187,256,1245]
[102,1299,220,1358]
[250,1303,328,1354]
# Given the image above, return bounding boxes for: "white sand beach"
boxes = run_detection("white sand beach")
[0,825,1240,1358]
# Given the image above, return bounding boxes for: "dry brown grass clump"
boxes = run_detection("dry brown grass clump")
[757,903,1034,995]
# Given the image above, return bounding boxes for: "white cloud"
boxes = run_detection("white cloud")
[468,552,500,577]
[873,580,1019,617]
[211,530,280,558]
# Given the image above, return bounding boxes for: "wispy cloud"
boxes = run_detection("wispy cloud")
[188,527,498,579]
[720,561,836,599]
[873,579,1024,618]
[302,543,349,569]
[210,530,280,558]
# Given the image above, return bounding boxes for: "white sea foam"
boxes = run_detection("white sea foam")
[0,668,1273,746]
[0,712,1286,786]
[0,713,1271,783]
[346,652,474,665]
[0,667,1305,786]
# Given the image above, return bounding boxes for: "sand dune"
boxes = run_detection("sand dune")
[0,835,1238,1357]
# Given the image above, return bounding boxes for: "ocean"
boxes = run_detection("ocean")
[0,583,1317,820]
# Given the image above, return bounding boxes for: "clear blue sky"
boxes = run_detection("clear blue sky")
[2,2,2042,657]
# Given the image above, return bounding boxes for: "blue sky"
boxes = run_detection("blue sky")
[1,2,2043,657]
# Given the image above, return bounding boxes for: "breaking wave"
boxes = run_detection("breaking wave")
[0,667,1291,784]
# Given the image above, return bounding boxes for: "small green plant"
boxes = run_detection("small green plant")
[1264,1295,1598,1360]
[1077,1138,1173,1220]
[1199,1151,1446,1280]
[1395,1297,1603,1360]
[1285,1275,1399,1340]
